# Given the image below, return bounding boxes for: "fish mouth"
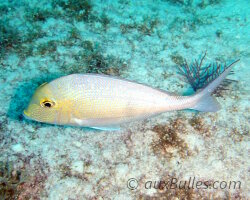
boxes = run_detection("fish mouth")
[23,110,32,120]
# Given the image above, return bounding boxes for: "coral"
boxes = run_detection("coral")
[177,52,239,93]
[213,78,238,97]
[53,0,92,21]
[69,27,81,40]
[99,13,110,31]
[229,125,249,143]
[170,52,185,66]
[0,161,27,199]
[0,19,21,52]
[189,115,211,137]
[151,118,190,159]
[36,40,58,56]
[58,164,89,181]
[120,23,136,34]
[0,17,44,59]
[59,164,72,178]
[120,17,159,35]
[215,29,223,38]
[137,18,159,36]
[0,115,7,133]
[165,0,193,7]
[17,172,47,199]
[0,4,9,15]
[164,0,222,8]
[25,8,56,22]
[60,40,128,76]
[0,156,49,199]
[140,187,196,200]
[198,0,222,9]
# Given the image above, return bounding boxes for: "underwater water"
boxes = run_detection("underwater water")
[0,0,249,199]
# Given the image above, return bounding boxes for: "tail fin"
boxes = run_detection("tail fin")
[190,59,239,112]
[191,94,221,112]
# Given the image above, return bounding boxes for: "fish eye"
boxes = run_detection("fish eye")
[40,99,55,108]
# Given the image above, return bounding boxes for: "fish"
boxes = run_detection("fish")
[23,64,235,130]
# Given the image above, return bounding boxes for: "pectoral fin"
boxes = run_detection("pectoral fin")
[73,118,88,126]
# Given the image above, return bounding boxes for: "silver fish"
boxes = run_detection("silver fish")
[23,64,235,130]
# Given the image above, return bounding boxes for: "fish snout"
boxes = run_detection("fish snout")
[23,109,32,120]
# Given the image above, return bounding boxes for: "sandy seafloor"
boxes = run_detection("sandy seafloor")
[0,0,249,199]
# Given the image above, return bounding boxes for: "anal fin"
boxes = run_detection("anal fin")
[90,126,120,131]
[73,118,120,131]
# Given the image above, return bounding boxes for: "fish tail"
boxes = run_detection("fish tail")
[190,60,239,112]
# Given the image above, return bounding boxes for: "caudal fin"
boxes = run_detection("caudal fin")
[191,95,221,112]
[190,59,239,112]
